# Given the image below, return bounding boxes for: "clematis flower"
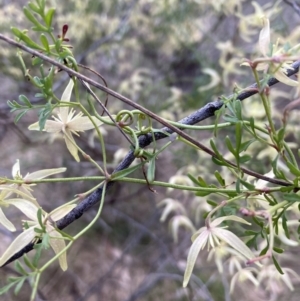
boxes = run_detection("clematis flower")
[0,188,21,232]
[0,199,76,271]
[243,17,300,87]
[29,79,107,162]
[8,159,66,201]
[183,215,255,287]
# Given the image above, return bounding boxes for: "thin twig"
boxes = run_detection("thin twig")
[1,33,300,265]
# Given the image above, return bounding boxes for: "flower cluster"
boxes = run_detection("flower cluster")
[0,160,75,270]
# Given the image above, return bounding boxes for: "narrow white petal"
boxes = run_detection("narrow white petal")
[274,69,298,87]
[12,159,20,178]
[64,131,80,162]
[29,120,63,133]
[44,120,64,133]
[183,230,209,287]
[259,17,270,57]
[0,208,16,231]
[25,168,67,180]
[215,228,255,260]
[50,204,77,221]
[68,116,103,132]
[60,80,74,122]
[6,199,38,221]
[211,215,251,227]
[48,226,68,271]
[0,227,35,266]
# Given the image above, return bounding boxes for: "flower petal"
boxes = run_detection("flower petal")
[47,225,68,271]
[64,130,80,162]
[25,168,67,181]
[6,198,38,221]
[50,204,77,221]
[67,116,103,132]
[259,17,270,57]
[0,227,35,266]
[28,120,63,133]
[60,79,74,122]
[211,215,251,227]
[183,230,209,287]
[12,159,20,178]
[198,68,221,92]
[215,228,255,260]
[274,69,298,86]
[0,208,16,231]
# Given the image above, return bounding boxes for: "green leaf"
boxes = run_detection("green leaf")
[41,233,50,249]
[240,139,255,152]
[32,56,44,66]
[235,100,242,120]
[239,154,251,163]
[244,230,258,236]
[33,76,44,88]
[272,254,284,275]
[23,6,48,31]
[225,136,236,156]
[249,117,256,134]
[206,199,218,207]
[44,8,55,27]
[37,0,46,11]
[37,208,43,228]
[40,34,50,52]
[28,2,41,13]
[195,190,212,197]
[282,212,290,239]
[19,95,32,107]
[275,127,285,148]
[235,122,242,153]
[187,174,200,186]
[236,178,241,193]
[147,157,156,183]
[34,227,44,234]
[210,139,223,159]
[287,161,300,176]
[23,255,36,271]
[38,103,52,130]
[111,162,144,180]
[14,110,28,124]
[32,243,43,267]
[214,171,225,186]
[252,216,264,227]
[212,157,227,166]
[271,155,288,181]
[197,176,208,187]
[273,246,284,254]
[15,30,44,50]
[264,194,277,206]
[43,66,54,92]
[223,115,239,123]
[0,280,17,295]
[280,186,294,193]
[14,261,28,276]
[283,193,300,202]
[14,277,26,295]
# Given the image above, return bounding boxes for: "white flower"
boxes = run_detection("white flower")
[9,159,66,200]
[183,215,255,287]
[243,17,300,87]
[157,198,187,222]
[0,199,76,270]
[29,79,107,162]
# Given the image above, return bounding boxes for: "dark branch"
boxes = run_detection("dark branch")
[1,33,300,265]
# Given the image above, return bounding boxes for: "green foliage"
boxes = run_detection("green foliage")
[2,0,300,300]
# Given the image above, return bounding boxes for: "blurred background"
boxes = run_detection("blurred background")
[1,0,300,300]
